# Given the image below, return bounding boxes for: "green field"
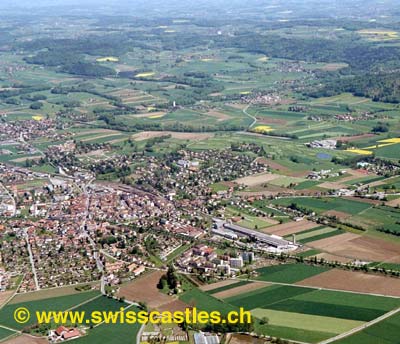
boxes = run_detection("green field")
[73,305,141,344]
[346,206,400,235]
[272,197,372,215]
[254,263,331,283]
[0,327,16,341]
[300,229,345,244]
[226,285,316,310]
[224,284,400,343]
[72,295,127,323]
[179,288,238,315]
[296,249,322,258]
[0,291,100,330]
[206,280,251,295]
[251,308,364,334]
[333,312,400,344]
[290,226,340,243]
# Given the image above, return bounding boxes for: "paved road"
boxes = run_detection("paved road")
[136,324,145,344]
[23,230,40,291]
[242,103,257,129]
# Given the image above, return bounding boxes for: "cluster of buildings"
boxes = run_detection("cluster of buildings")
[334,112,375,121]
[135,148,267,198]
[0,218,101,291]
[0,162,212,291]
[0,267,14,292]
[242,92,283,105]
[307,169,345,180]
[0,118,67,142]
[176,244,255,276]
[141,325,188,343]
[306,139,337,150]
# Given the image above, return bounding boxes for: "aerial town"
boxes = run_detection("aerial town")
[0,0,400,344]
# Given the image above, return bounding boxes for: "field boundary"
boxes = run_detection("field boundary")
[236,278,400,299]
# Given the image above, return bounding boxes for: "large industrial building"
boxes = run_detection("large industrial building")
[212,218,296,250]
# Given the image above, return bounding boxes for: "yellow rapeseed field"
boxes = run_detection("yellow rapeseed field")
[378,138,400,143]
[364,143,396,149]
[358,29,398,40]
[149,114,165,119]
[135,72,155,78]
[346,148,373,155]
[363,138,400,149]
[252,125,274,133]
[358,29,398,36]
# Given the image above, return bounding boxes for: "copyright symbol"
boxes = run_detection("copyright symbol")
[14,307,30,324]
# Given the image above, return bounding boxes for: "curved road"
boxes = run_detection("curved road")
[243,103,257,129]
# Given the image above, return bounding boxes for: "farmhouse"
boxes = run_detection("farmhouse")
[49,326,81,342]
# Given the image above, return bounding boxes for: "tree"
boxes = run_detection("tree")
[157,275,167,289]
[30,101,43,110]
